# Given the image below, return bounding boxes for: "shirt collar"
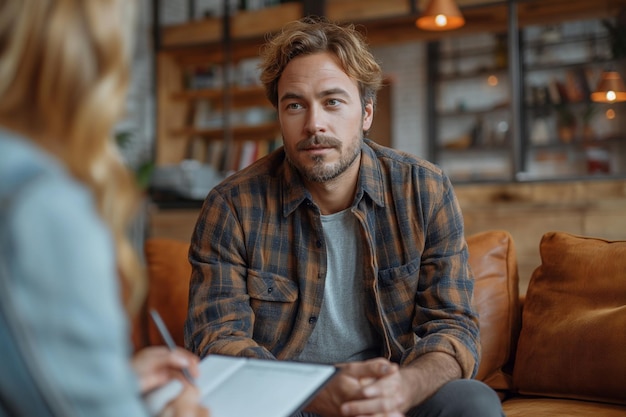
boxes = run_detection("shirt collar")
[280,139,386,217]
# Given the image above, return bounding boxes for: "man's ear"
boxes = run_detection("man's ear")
[362,99,374,132]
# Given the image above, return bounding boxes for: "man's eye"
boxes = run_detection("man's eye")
[287,103,302,110]
[327,99,340,106]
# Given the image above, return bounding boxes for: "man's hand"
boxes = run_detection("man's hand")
[339,358,407,417]
[304,358,401,417]
[340,353,462,417]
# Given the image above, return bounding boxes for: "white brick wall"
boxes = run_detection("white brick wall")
[372,41,429,159]
[117,0,155,171]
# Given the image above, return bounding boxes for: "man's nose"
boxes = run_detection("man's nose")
[304,105,327,136]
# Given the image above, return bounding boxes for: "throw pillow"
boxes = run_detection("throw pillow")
[513,231,626,405]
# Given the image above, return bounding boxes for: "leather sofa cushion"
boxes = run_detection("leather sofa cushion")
[503,397,626,417]
[467,230,520,392]
[143,238,191,347]
[513,231,626,405]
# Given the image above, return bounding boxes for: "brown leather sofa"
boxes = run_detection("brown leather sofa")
[133,230,626,416]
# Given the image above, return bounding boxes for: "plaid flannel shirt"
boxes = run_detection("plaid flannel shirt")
[185,139,480,378]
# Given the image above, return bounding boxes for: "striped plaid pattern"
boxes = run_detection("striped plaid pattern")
[185,139,480,378]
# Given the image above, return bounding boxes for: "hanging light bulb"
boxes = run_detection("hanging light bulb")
[590,70,626,103]
[416,0,465,31]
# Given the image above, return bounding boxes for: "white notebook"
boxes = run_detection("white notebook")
[144,354,337,417]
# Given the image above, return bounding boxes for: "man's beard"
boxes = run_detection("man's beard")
[286,133,362,183]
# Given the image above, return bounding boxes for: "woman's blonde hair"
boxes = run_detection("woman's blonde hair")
[0,0,145,313]
[259,16,383,111]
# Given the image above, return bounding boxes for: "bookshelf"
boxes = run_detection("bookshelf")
[427,13,626,184]
[520,18,626,180]
[154,3,302,174]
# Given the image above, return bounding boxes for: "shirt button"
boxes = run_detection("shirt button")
[267,287,273,293]
[308,316,317,324]
[316,240,322,248]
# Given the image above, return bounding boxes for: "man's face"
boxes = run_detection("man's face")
[277,52,373,183]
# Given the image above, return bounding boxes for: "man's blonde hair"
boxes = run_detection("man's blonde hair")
[259,17,383,112]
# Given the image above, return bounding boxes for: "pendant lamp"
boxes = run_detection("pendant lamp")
[590,70,626,103]
[416,0,465,31]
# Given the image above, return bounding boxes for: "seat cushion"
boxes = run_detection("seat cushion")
[503,396,626,417]
[467,230,520,392]
[143,238,191,347]
[513,232,626,405]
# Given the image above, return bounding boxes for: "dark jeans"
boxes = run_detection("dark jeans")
[407,379,504,417]
[295,379,503,417]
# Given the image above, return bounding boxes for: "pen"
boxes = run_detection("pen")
[149,308,196,386]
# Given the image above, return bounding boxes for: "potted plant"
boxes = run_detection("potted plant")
[115,130,154,191]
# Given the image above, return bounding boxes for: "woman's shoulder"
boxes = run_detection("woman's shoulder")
[0,129,78,199]
[0,130,113,270]
[0,130,97,221]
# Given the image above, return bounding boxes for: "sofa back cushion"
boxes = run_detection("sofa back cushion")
[513,231,626,405]
[467,230,520,392]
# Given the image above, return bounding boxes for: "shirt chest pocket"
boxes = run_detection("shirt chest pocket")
[246,270,299,347]
[376,259,420,327]
[378,258,420,289]
[247,270,298,302]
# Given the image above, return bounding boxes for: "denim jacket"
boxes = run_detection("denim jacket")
[0,129,149,417]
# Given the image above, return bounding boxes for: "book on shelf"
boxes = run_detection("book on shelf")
[564,68,589,103]
[546,69,592,105]
[238,140,258,170]
[207,140,225,171]
[193,99,222,130]
[185,64,222,90]
[202,136,284,174]
[555,79,570,103]
[546,78,562,105]
[228,140,244,173]
[144,354,337,417]
[189,136,208,161]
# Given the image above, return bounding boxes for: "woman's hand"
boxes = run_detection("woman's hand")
[131,346,201,393]
[157,383,211,417]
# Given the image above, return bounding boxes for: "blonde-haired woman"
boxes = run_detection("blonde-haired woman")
[0,1,208,416]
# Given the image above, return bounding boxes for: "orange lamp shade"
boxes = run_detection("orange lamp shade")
[416,0,465,31]
[590,71,626,103]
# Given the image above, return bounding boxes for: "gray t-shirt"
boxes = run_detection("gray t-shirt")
[295,209,380,364]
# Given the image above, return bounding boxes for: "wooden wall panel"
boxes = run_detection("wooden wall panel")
[457,179,626,294]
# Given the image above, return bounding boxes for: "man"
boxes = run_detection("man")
[185,17,503,417]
